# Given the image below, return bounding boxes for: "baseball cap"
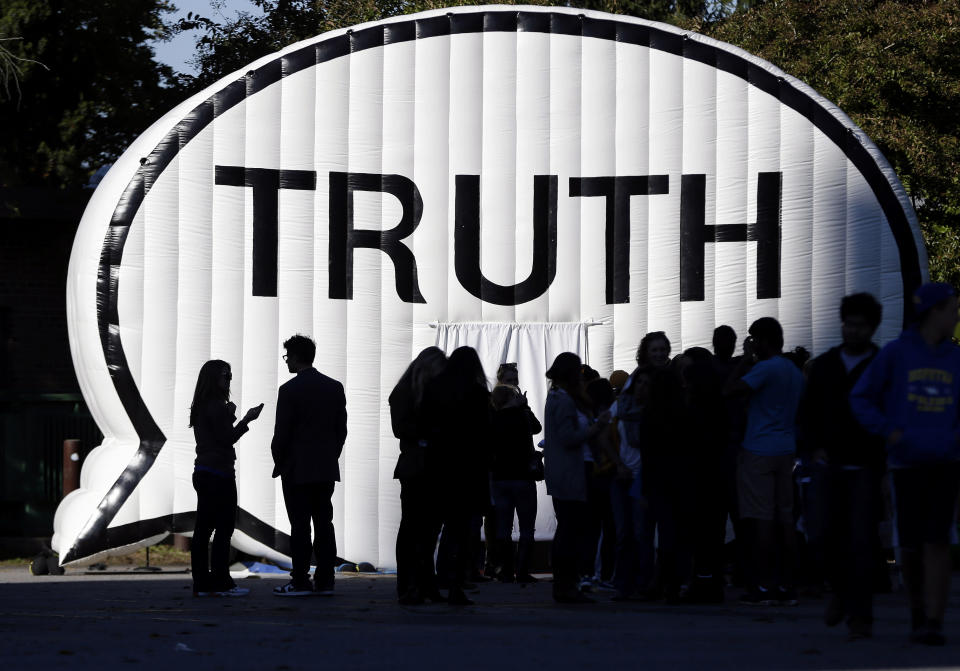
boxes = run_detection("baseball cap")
[913,282,956,316]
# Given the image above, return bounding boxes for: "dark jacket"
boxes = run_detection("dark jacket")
[271,367,348,483]
[802,344,884,469]
[681,362,728,475]
[638,367,685,495]
[389,383,427,481]
[193,399,248,476]
[420,379,491,509]
[490,405,542,481]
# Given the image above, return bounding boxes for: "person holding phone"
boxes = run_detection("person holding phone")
[189,359,263,597]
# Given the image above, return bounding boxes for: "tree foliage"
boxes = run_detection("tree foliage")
[691,0,960,285]
[176,0,717,90]
[0,0,180,188]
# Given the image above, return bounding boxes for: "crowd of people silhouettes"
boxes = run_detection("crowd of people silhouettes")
[188,282,960,647]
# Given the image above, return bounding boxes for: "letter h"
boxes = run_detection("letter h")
[680,172,782,302]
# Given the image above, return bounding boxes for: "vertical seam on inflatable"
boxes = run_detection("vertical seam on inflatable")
[545,13,554,326]
[511,17,519,323]
[712,50,721,344]
[577,13,584,326]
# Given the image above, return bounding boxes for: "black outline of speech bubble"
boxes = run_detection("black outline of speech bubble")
[63,8,924,564]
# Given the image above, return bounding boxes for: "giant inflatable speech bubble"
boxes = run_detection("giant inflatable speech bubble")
[55,5,926,567]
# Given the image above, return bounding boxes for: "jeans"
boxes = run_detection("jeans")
[492,479,538,578]
[282,479,336,589]
[492,480,537,542]
[582,464,616,581]
[191,470,237,591]
[691,470,727,586]
[610,476,646,596]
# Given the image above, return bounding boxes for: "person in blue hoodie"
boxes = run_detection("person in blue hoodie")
[850,282,960,646]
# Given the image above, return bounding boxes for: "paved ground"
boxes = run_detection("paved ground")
[1,567,959,670]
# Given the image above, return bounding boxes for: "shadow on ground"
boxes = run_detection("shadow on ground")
[0,568,957,670]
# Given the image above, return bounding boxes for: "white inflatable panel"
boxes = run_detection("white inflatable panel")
[56,5,926,567]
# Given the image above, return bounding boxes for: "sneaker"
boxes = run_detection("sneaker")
[738,587,775,606]
[193,589,213,597]
[315,583,335,597]
[776,586,799,607]
[214,586,250,597]
[273,582,314,597]
[577,577,596,593]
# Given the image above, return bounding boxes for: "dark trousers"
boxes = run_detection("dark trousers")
[582,464,616,581]
[610,476,645,596]
[282,478,336,589]
[825,467,882,622]
[635,488,659,592]
[436,506,471,589]
[692,472,727,586]
[191,470,237,591]
[799,460,830,587]
[724,445,748,586]
[493,479,538,577]
[552,498,589,595]
[396,477,440,597]
[483,511,498,572]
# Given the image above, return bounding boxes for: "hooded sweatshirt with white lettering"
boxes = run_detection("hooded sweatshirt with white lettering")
[850,328,960,468]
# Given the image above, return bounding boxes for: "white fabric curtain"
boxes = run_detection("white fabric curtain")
[434,322,588,540]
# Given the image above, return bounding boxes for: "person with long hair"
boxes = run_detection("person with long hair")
[544,352,610,603]
[616,331,678,600]
[389,346,448,604]
[637,330,672,370]
[420,346,492,605]
[189,359,263,597]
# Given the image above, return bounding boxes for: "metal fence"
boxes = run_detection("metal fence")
[0,393,102,537]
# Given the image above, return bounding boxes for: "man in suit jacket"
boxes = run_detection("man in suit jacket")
[271,334,348,596]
